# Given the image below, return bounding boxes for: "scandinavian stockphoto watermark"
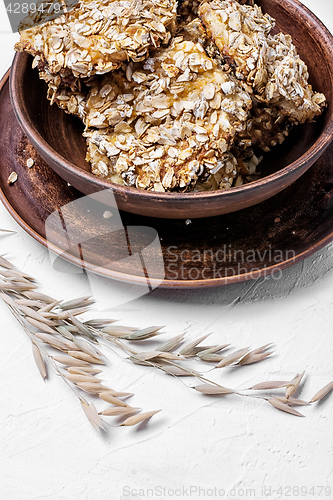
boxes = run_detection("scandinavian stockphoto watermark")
[2,0,78,33]
[165,245,296,281]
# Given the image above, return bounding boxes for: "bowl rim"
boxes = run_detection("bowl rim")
[9,0,333,205]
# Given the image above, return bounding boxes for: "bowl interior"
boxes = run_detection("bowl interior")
[9,0,333,218]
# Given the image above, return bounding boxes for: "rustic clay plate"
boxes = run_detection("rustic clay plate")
[1,71,333,288]
[9,0,333,219]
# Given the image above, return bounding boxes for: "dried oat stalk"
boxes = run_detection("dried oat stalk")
[0,255,160,432]
[1,243,332,429]
[94,325,332,419]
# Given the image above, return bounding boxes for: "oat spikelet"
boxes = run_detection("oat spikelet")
[16,304,56,325]
[33,332,78,351]
[120,410,161,426]
[158,364,196,376]
[76,382,108,394]
[194,384,234,395]
[0,282,37,292]
[133,351,180,362]
[179,334,211,356]
[0,292,18,308]
[249,381,289,390]
[0,256,15,269]
[285,371,305,399]
[67,313,96,341]
[65,373,102,384]
[198,353,225,362]
[67,366,102,375]
[268,398,305,417]
[67,351,104,364]
[25,317,57,334]
[199,344,230,354]
[39,299,62,313]
[80,400,104,432]
[156,352,182,360]
[310,381,333,403]
[274,397,309,407]
[52,355,91,366]
[16,298,43,308]
[99,392,130,407]
[56,325,75,340]
[0,268,35,282]
[73,337,104,359]
[41,310,69,321]
[216,348,249,368]
[23,291,56,303]
[59,296,94,310]
[98,387,133,398]
[158,334,185,352]
[84,318,116,328]
[102,325,137,337]
[129,357,154,367]
[101,407,140,417]
[32,344,47,379]
[124,326,164,340]
[238,351,273,365]
[197,344,230,362]
[106,391,133,398]
[238,344,273,365]
[132,351,165,362]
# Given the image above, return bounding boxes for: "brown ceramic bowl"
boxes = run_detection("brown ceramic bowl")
[9,0,333,219]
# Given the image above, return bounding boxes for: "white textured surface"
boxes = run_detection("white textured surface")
[1,2,333,499]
